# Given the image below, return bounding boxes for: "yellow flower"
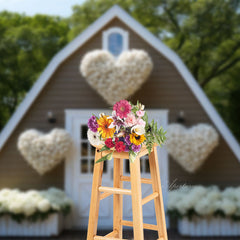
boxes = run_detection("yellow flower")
[130,133,146,145]
[97,115,115,139]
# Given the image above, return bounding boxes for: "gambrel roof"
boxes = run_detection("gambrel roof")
[0,5,240,161]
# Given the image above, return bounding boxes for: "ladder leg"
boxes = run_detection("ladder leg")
[113,158,123,238]
[149,147,168,240]
[87,150,104,240]
[130,157,144,240]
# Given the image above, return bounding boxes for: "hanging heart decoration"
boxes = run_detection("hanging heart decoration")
[165,124,219,173]
[18,129,73,175]
[80,49,153,105]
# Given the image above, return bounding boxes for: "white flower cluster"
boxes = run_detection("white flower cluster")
[18,129,73,175]
[166,124,219,173]
[168,185,240,218]
[87,129,104,146]
[0,188,72,218]
[80,49,153,105]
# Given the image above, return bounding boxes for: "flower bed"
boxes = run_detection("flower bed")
[168,185,240,236]
[0,188,72,236]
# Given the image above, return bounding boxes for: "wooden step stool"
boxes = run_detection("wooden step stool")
[87,144,168,240]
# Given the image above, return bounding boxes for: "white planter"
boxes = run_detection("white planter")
[178,217,240,236]
[0,213,63,236]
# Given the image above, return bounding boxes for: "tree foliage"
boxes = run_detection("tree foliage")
[0,12,69,129]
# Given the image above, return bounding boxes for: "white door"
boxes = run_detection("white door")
[65,109,168,229]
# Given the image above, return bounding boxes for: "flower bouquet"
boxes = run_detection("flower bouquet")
[87,100,166,163]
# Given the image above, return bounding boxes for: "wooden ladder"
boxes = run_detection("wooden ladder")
[87,145,168,240]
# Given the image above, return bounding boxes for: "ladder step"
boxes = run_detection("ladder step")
[142,192,159,205]
[99,186,131,195]
[121,220,158,231]
[94,236,127,240]
[100,192,112,200]
[120,176,152,184]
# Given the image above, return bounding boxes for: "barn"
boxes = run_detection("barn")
[0,5,240,231]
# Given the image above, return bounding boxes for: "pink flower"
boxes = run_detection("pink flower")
[125,113,137,127]
[137,118,146,127]
[136,110,145,117]
[113,100,132,119]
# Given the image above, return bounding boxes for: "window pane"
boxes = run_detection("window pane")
[108,33,123,56]
[125,159,130,173]
[81,159,88,173]
[90,159,94,173]
[140,158,143,172]
[145,157,150,173]
[81,142,88,156]
[81,125,88,139]
[103,161,107,173]
[90,145,95,156]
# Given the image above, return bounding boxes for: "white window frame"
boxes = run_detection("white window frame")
[102,27,129,55]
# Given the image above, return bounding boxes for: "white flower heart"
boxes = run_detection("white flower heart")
[18,129,73,175]
[166,124,219,173]
[80,49,153,105]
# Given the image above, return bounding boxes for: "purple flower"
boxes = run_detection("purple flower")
[124,145,130,152]
[131,144,141,153]
[88,115,98,132]
[125,135,131,146]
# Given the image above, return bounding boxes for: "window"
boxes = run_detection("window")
[80,124,107,174]
[103,27,129,57]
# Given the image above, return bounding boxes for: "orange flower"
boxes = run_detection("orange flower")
[97,115,115,139]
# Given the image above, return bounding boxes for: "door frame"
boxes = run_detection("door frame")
[64,109,169,229]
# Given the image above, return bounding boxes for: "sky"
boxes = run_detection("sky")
[0,0,86,17]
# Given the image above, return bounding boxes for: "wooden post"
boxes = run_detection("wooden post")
[130,157,144,240]
[113,158,123,238]
[87,150,104,240]
[149,147,168,240]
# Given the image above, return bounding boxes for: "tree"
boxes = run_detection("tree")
[0,12,69,129]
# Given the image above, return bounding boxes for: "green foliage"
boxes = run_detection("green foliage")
[144,118,167,154]
[96,151,113,163]
[0,11,69,129]
[129,150,138,163]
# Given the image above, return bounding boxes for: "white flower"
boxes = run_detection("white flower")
[218,199,236,216]
[0,188,73,219]
[37,199,51,212]
[87,129,103,146]
[131,125,145,135]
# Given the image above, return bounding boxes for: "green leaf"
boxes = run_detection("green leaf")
[99,145,110,152]
[129,151,138,163]
[96,152,113,163]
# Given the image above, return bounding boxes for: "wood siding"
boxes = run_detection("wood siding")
[0,18,239,190]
